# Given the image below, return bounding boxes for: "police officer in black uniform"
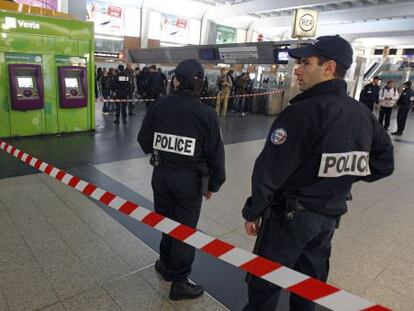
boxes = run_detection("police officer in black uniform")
[392,81,413,136]
[111,64,131,124]
[242,35,394,311]
[359,75,380,111]
[138,59,225,301]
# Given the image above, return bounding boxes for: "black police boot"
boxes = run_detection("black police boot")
[155,260,172,282]
[114,118,120,124]
[128,112,136,116]
[391,131,403,136]
[169,279,204,301]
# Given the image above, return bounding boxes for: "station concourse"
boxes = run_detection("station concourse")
[0,0,414,310]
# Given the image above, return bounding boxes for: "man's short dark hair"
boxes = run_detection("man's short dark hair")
[149,65,157,70]
[317,56,346,79]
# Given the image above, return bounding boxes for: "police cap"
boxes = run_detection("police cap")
[288,35,353,70]
[174,59,204,80]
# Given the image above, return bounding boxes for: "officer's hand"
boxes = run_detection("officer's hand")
[245,220,260,236]
[203,191,213,200]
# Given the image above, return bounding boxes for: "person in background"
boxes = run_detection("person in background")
[147,65,164,103]
[392,81,413,136]
[101,70,112,115]
[124,63,136,116]
[378,80,399,130]
[158,67,168,95]
[111,64,131,124]
[234,73,248,117]
[359,75,380,112]
[215,68,233,117]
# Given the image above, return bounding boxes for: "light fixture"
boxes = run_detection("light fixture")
[94,35,124,41]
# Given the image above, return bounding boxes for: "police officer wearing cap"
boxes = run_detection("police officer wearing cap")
[392,81,413,136]
[359,75,381,112]
[111,64,132,124]
[138,59,226,301]
[242,35,394,311]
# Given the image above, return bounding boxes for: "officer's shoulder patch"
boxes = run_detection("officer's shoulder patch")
[270,128,287,145]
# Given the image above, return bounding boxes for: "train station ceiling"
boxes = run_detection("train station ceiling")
[135,0,414,46]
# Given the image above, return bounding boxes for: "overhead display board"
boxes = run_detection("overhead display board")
[291,9,319,38]
[218,46,258,63]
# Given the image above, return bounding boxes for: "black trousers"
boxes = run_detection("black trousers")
[115,97,127,120]
[363,101,375,112]
[152,166,203,282]
[378,107,393,129]
[243,209,336,311]
[396,106,410,132]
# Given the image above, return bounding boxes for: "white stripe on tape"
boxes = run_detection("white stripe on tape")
[6,145,12,153]
[262,266,308,289]
[154,218,180,234]
[314,290,375,311]
[29,157,38,166]
[129,207,151,221]
[90,188,106,200]
[75,180,89,192]
[21,153,29,162]
[0,142,5,149]
[107,196,127,209]
[49,167,60,178]
[219,247,257,267]
[39,162,48,172]
[61,174,73,185]
[13,149,20,157]
[184,231,215,249]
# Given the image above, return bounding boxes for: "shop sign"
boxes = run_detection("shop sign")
[5,53,42,63]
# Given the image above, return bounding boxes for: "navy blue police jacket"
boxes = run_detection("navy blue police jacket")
[243,79,394,221]
[397,87,414,108]
[110,71,131,99]
[138,91,226,192]
[359,83,380,104]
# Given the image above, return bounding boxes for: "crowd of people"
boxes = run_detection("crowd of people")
[95,64,168,123]
[359,76,414,136]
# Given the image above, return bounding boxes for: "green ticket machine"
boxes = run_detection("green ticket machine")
[0,11,95,138]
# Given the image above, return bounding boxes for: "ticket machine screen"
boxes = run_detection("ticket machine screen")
[58,66,88,108]
[17,77,34,88]
[8,64,44,110]
[65,78,79,88]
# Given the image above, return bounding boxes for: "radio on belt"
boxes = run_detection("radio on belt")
[8,64,45,110]
[58,66,88,108]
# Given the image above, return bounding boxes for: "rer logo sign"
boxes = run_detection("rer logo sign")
[292,9,318,38]
[2,16,40,30]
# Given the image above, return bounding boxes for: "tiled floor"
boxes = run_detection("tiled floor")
[1,102,414,310]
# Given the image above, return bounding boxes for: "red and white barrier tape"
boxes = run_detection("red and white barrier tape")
[0,140,390,311]
[99,89,283,103]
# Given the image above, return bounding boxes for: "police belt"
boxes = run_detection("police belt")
[272,197,341,228]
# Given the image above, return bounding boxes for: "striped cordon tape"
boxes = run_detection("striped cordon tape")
[100,89,283,103]
[0,140,390,311]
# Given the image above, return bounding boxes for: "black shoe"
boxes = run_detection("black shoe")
[122,117,127,123]
[114,119,120,124]
[169,279,204,301]
[155,260,172,282]
[128,112,136,116]
[391,131,403,136]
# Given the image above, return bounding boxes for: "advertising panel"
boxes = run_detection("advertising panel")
[159,13,189,43]
[86,1,124,36]
[13,0,59,11]
[215,24,237,44]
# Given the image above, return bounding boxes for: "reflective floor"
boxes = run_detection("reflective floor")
[0,102,413,310]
